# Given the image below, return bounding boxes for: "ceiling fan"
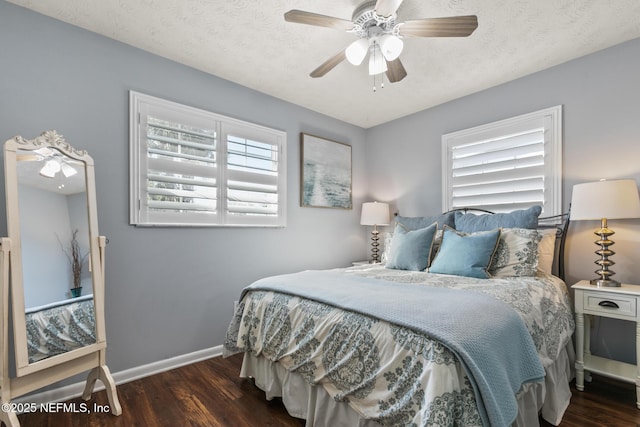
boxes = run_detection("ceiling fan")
[17,147,80,178]
[284,0,478,85]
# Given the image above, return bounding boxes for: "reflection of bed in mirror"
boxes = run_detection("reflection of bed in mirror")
[25,294,96,363]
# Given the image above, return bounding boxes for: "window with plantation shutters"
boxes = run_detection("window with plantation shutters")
[224,125,282,225]
[442,106,562,216]
[130,91,286,227]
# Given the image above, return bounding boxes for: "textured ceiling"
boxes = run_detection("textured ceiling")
[7,0,640,128]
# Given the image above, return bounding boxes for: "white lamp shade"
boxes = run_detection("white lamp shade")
[39,159,60,178]
[368,44,388,75]
[570,179,640,220]
[60,162,78,178]
[379,35,403,61]
[360,202,390,226]
[346,38,369,66]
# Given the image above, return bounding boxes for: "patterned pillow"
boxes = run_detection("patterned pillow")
[381,231,393,264]
[430,229,444,264]
[489,228,552,277]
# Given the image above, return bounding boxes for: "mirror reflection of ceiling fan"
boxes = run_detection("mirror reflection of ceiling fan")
[17,147,79,178]
[285,0,477,87]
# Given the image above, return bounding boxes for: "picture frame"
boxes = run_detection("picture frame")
[300,133,352,209]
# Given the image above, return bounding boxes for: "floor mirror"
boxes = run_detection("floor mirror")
[1,130,121,426]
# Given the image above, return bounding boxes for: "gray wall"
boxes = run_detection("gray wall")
[366,37,640,363]
[0,1,369,376]
[3,0,640,382]
[19,186,72,308]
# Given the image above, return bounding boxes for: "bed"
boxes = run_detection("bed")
[223,207,575,427]
[25,294,96,363]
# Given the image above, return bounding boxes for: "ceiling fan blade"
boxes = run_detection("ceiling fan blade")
[310,50,347,78]
[398,15,478,37]
[17,154,42,161]
[385,58,407,83]
[374,0,404,18]
[35,147,55,156]
[284,10,354,31]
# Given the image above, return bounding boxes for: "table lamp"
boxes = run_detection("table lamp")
[360,202,390,263]
[570,179,640,287]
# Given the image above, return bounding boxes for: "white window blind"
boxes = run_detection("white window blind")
[442,106,562,216]
[224,123,282,225]
[130,91,286,227]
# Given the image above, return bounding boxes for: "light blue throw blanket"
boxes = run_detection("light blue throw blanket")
[244,270,545,427]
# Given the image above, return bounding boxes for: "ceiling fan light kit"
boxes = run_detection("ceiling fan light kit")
[284,0,478,88]
[37,154,78,179]
[39,159,60,178]
[368,45,388,75]
[60,162,78,178]
[346,38,369,65]
[379,34,403,61]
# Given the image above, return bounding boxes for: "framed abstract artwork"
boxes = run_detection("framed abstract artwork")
[300,133,352,209]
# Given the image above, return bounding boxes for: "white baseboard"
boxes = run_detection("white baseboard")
[16,345,224,405]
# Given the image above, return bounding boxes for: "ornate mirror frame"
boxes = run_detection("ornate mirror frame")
[1,131,120,427]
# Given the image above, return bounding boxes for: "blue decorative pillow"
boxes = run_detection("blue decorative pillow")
[429,226,502,279]
[396,211,455,230]
[385,222,437,271]
[454,206,542,233]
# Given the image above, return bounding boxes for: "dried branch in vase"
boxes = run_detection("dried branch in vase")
[57,229,89,290]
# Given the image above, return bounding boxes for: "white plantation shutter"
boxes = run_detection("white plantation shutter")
[442,106,562,216]
[130,92,286,227]
[223,123,284,225]
[144,116,219,224]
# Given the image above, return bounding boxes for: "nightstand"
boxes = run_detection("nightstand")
[572,280,640,408]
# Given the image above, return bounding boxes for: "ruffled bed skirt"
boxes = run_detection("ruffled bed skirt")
[239,341,575,427]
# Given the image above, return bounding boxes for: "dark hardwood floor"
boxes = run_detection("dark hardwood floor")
[540,372,640,427]
[16,354,640,426]
[17,354,302,427]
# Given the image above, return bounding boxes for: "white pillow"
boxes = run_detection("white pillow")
[536,228,557,276]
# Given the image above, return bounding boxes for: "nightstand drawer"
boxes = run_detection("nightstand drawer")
[583,291,637,318]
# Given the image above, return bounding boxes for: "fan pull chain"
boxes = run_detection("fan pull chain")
[372,74,385,93]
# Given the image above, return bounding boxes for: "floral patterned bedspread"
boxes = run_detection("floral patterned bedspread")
[26,298,96,363]
[224,265,574,427]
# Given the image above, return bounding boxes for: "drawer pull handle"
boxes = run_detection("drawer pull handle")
[598,300,619,309]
